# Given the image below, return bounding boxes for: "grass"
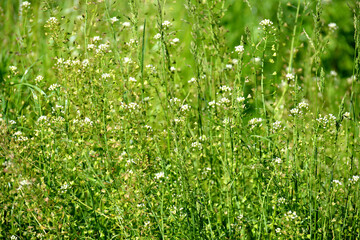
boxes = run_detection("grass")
[0,0,359,239]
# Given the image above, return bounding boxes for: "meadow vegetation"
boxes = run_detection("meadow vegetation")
[1,0,360,239]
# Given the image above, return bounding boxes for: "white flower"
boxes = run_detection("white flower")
[180,104,190,112]
[220,85,232,92]
[188,77,196,83]
[349,175,359,184]
[328,22,338,31]
[232,59,239,65]
[235,45,244,54]
[154,33,161,39]
[129,77,137,82]
[226,64,232,69]
[123,57,132,64]
[236,97,245,102]
[9,120,16,125]
[171,38,180,45]
[21,1,31,9]
[35,75,44,82]
[47,17,58,25]
[286,73,295,80]
[92,36,102,42]
[330,70,337,77]
[155,172,165,179]
[49,83,61,91]
[284,211,298,220]
[254,57,261,63]
[122,22,131,27]
[170,66,176,72]
[102,73,111,79]
[110,17,119,24]
[87,44,95,50]
[162,20,172,28]
[332,180,342,186]
[259,19,273,27]
[10,235,18,240]
[274,157,282,164]
[9,66,17,72]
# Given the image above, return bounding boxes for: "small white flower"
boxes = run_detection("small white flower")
[9,120,16,125]
[162,20,172,28]
[129,77,137,82]
[21,1,31,9]
[332,180,342,186]
[236,97,245,102]
[188,77,196,83]
[180,104,190,112]
[328,22,338,31]
[92,36,102,42]
[47,17,58,25]
[330,70,337,77]
[35,75,44,83]
[9,66,17,72]
[226,64,232,69]
[154,33,161,39]
[102,73,111,79]
[286,73,295,80]
[274,157,282,164]
[122,22,131,27]
[110,17,119,24]
[235,45,244,54]
[155,172,165,179]
[170,66,176,72]
[232,59,239,65]
[123,57,132,64]
[259,19,273,27]
[171,38,180,45]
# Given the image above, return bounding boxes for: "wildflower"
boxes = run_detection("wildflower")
[275,228,281,234]
[219,85,232,92]
[249,118,263,130]
[123,57,132,64]
[129,77,137,82]
[236,97,245,102]
[96,43,110,54]
[21,1,31,11]
[328,22,338,31]
[92,36,102,42]
[154,33,161,39]
[286,73,295,80]
[9,66,17,73]
[277,197,286,204]
[332,180,342,186]
[155,172,164,179]
[259,19,273,27]
[254,57,261,64]
[232,59,239,65]
[343,112,350,118]
[83,117,93,126]
[330,70,337,77]
[9,120,16,125]
[180,104,190,112]
[272,121,282,130]
[274,157,282,164]
[48,83,60,91]
[122,22,131,27]
[284,211,298,220]
[110,17,119,24]
[171,38,180,45]
[11,235,18,240]
[235,45,244,54]
[162,20,172,28]
[349,176,359,184]
[87,44,96,50]
[102,73,111,79]
[35,75,44,83]
[188,78,196,83]
[47,17,59,26]
[170,66,176,72]
[226,64,233,69]
[191,141,202,150]
[219,97,230,105]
